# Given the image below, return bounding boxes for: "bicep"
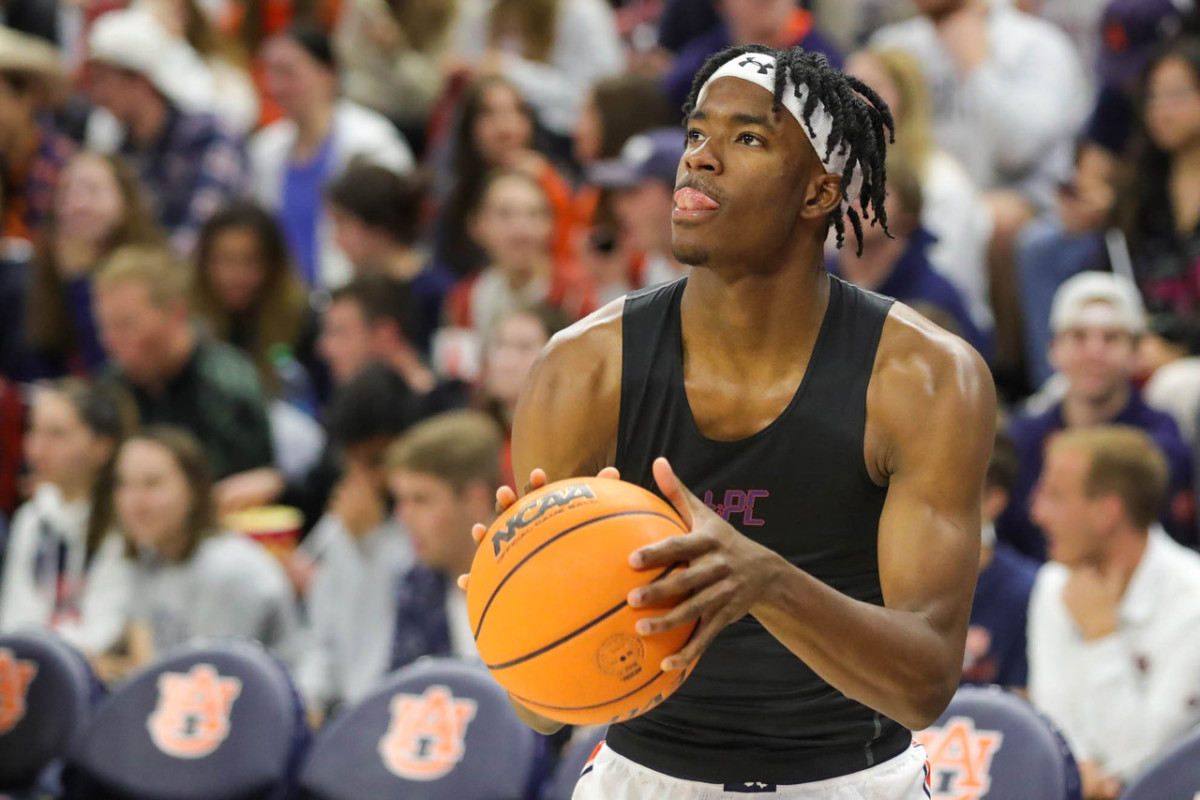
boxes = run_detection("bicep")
[510,335,619,490]
[875,339,995,636]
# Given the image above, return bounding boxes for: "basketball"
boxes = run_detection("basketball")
[466,476,697,726]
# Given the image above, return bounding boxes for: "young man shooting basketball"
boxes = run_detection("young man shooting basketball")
[467,44,996,799]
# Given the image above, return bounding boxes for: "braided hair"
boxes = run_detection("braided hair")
[684,44,895,252]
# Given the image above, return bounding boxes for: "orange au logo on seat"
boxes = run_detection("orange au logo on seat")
[378,685,478,781]
[915,717,1004,800]
[146,664,243,759]
[0,648,38,735]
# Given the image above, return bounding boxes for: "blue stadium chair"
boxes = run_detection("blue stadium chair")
[64,639,309,800]
[917,685,1082,800]
[298,658,538,800]
[543,725,606,800]
[1119,724,1200,799]
[0,631,103,795]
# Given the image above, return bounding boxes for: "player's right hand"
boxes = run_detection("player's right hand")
[457,466,621,735]
[456,466,621,590]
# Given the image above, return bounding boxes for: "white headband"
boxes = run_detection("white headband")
[697,53,862,206]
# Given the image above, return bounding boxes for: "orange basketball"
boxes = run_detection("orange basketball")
[466,476,697,726]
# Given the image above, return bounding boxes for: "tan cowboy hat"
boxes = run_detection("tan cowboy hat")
[0,25,69,101]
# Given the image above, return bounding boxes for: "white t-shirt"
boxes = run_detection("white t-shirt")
[872,4,1088,209]
[1028,529,1200,781]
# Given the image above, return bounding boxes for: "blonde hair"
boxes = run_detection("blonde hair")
[862,48,934,173]
[386,410,504,492]
[487,0,559,63]
[1049,426,1169,529]
[94,244,187,308]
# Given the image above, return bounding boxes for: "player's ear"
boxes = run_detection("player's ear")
[800,173,843,220]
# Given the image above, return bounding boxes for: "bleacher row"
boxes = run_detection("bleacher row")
[2,631,1198,800]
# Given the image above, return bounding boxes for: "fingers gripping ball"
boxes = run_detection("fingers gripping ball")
[466,477,697,726]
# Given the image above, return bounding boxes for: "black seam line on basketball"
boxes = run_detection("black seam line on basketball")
[473,509,688,640]
[509,667,670,712]
[482,562,682,671]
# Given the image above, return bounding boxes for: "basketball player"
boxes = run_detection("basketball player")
[465,44,995,799]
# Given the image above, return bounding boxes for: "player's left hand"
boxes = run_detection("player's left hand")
[628,457,785,671]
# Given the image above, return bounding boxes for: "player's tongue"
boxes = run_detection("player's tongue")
[674,188,720,211]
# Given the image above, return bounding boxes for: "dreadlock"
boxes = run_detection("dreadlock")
[684,44,895,254]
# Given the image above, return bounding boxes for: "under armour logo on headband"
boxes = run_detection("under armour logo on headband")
[738,56,774,75]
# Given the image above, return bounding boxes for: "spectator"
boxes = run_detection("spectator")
[962,425,1038,689]
[442,169,594,357]
[871,0,1089,382]
[0,24,73,244]
[0,161,36,380]
[334,0,464,154]
[251,22,414,289]
[832,156,990,358]
[1114,38,1200,346]
[477,303,567,488]
[1016,0,1188,389]
[998,272,1195,559]
[190,201,318,394]
[845,46,993,337]
[0,378,136,658]
[454,0,623,146]
[106,426,298,678]
[326,164,453,355]
[293,366,420,720]
[386,410,504,670]
[92,244,274,480]
[662,0,844,112]
[85,6,247,257]
[26,152,164,377]
[573,74,678,173]
[142,0,261,136]
[1029,426,1200,798]
[434,75,576,278]
[591,128,690,299]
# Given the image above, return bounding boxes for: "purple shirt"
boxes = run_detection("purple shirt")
[964,543,1039,689]
[997,392,1196,560]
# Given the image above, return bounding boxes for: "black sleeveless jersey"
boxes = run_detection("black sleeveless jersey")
[606,275,910,785]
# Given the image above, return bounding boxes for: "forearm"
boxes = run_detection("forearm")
[752,556,963,730]
[508,694,565,735]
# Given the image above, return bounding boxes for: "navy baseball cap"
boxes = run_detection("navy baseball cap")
[589,127,686,188]
[1097,0,1188,88]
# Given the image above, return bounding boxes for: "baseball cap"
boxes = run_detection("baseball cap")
[589,128,685,189]
[1050,272,1147,335]
[87,7,213,111]
[1097,0,1189,88]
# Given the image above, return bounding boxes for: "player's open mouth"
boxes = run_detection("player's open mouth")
[672,187,720,221]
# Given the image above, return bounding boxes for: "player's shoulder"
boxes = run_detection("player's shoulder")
[874,301,994,409]
[523,296,625,412]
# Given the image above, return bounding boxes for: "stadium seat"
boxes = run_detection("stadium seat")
[544,725,606,800]
[0,631,102,793]
[917,685,1082,800]
[298,657,538,800]
[64,639,308,800]
[1119,724,1200,799]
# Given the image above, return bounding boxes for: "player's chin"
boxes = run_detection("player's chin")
[670,230,716,267]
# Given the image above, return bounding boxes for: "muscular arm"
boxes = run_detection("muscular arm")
[503,301,624,732]
[752,312,995,729]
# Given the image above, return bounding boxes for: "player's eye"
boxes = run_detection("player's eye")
[687,128,705,143]
[737,133,763,147]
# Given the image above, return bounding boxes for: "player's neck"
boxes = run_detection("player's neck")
[682,249,830,361]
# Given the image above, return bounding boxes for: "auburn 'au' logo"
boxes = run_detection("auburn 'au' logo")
[146,664,242,759]
[0,648,38,735]
[378,685,478,780]
[915,717,1004,800]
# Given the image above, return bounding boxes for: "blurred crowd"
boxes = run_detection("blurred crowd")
[2,0,1200,797]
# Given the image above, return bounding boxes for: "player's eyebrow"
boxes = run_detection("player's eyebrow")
[687,109,775,130]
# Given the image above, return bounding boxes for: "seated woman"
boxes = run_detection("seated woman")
[434,75,576,278]
[0,378,137,660]
[190,202,318,397]
[439,169,594,380]
[108,426,299,677]
[25,152,164,377]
